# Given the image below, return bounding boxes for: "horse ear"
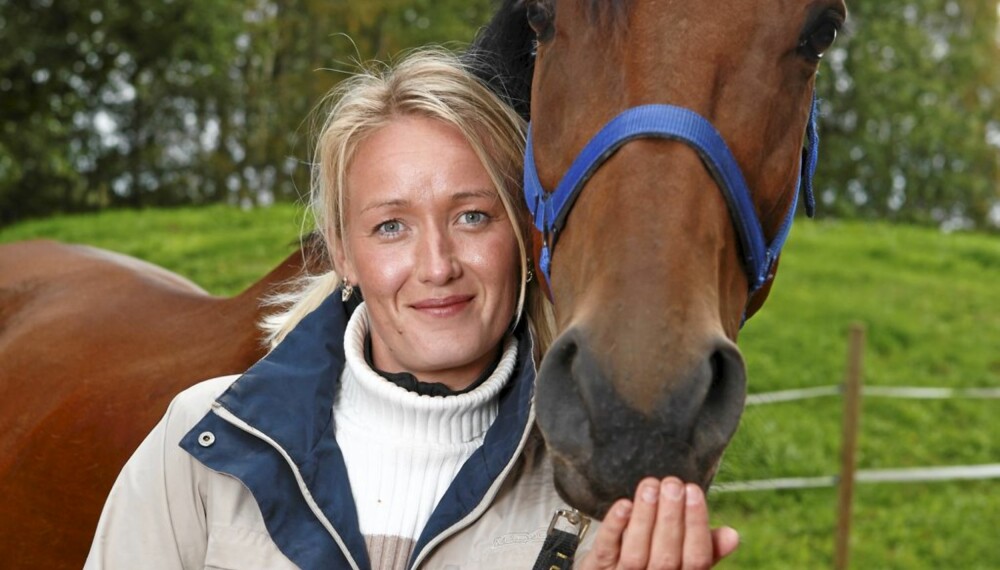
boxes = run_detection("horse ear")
[744,256,780,320]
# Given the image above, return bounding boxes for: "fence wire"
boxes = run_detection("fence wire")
[718,383,1000,492]
[746,385,1000,406]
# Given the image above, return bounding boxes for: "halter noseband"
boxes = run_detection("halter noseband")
[524,94,819,310]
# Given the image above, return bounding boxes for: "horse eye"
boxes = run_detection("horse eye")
[526,0,555,42]
[799,18,840,62]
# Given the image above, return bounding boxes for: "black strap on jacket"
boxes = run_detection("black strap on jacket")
[532,509,591,570]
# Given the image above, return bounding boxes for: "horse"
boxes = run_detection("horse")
[0,0,845,564]
[471,0,846,517]
[0,238,325,569]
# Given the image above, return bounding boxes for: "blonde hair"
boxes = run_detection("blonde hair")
[261,48,554,357]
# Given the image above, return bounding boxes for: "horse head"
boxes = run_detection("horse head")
[481,0,846,517]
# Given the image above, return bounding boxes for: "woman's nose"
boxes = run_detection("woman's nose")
[415,227,461,285]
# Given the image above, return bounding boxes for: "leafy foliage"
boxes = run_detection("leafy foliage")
[817,0,1000,229]
[0,0,491,225]
[1,1,998,229]
[0,0,247,222]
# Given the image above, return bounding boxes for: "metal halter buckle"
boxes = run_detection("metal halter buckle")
[547,509,591,542]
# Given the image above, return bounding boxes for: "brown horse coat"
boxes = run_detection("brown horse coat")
[0,239,319,569]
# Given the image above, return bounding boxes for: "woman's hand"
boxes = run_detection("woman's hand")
[578,477,739,570]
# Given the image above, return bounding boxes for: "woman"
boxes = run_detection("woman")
[85,49,738,569]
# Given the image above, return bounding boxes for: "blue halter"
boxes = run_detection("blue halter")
[524,93,819,299]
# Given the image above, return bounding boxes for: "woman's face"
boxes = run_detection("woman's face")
[336,115,520,390]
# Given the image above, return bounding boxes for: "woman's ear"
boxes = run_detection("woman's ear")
[328,228,353,280]
[333,248,354,282]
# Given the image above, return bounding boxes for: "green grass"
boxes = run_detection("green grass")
[2,209,997,569]
[0,204,310,294]
[719,219,999,569]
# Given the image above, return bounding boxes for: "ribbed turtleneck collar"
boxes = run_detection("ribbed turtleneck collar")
[336,302,519,445]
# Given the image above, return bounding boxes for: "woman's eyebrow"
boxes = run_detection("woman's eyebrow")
[360,199,409,214]
[451,188,499,202]
[360,189,496,213]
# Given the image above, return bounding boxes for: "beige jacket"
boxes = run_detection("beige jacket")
[86,296,594,569]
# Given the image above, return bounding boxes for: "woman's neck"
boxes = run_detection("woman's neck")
[366,324,506,392]
[364,335,502,396]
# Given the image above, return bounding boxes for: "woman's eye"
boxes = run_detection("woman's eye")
[799,17,841,62]
[376,220,403,235]
[460,211,487,225]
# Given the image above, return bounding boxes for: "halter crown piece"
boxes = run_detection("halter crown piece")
[523,94,820,315]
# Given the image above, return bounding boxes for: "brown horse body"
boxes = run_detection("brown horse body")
[0,240,312,569]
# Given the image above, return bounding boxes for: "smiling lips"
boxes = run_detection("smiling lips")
[410,295,475,317]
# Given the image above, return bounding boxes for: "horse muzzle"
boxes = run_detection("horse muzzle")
[535,327,747,518]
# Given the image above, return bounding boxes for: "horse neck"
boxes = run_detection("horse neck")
[228,239,329,323]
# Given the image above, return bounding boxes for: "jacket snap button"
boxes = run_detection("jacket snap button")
[198,431,216,447]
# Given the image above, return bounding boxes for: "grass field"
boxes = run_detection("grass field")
[2,205,997,569]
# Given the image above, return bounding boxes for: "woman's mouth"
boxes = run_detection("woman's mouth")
[410,295,474,317]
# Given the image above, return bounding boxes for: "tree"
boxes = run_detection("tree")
[5,0,996,230]
[816,0,1000,230]
[0,0,249,223]
[0,0,494,224]
[226,0,494,208]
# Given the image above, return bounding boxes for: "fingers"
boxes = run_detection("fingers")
[618,478,661,568]
[580,478,740,570]
[648,477,685,568]
[711,526,740,562]
[578,499,632,569]
[680,483,713,569]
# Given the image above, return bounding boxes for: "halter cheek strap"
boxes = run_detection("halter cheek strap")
[523,93,819,311]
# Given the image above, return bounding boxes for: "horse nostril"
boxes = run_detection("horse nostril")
[702,342,747,423]
[551,332,579,370]
[705,351,727,409]
[535,329,596,460]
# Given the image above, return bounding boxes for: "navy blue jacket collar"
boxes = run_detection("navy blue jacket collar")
[181,293,537,570]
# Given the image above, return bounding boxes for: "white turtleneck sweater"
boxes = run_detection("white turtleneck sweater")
[333,303,519,569]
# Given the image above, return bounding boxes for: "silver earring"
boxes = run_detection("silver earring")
[341,278,354,302]
[526,266,534,283]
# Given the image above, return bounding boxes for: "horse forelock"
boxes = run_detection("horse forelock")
[466,0,535,120]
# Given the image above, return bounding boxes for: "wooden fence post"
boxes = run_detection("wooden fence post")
[834,323,865,570]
